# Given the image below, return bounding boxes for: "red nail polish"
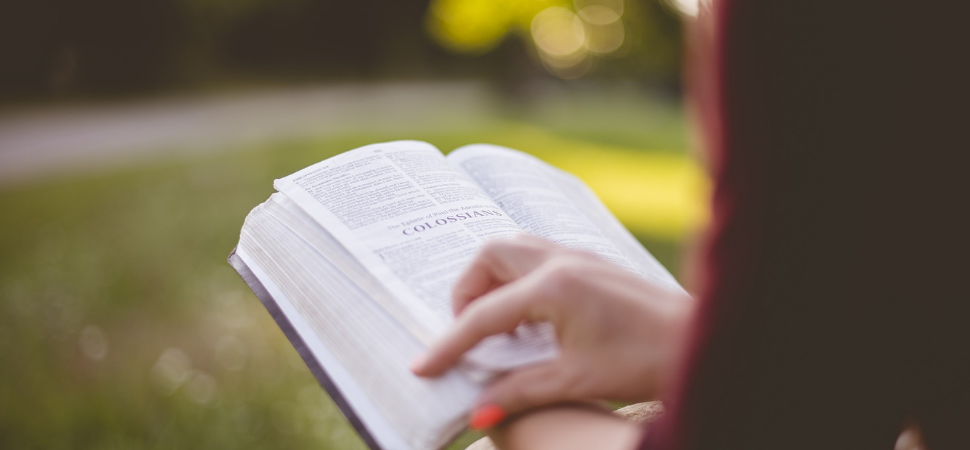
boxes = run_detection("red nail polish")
[469,404,506,430]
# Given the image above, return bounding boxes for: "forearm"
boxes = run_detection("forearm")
[487,404,643,450]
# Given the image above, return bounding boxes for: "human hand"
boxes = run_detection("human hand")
[411,235,693,428]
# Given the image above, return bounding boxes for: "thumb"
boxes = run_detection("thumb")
[470,362,576,429]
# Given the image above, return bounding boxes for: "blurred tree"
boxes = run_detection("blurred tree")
[0,0,183,97]
[173,0,305,80]
[425,0,682,82]
[425,0,567,54]
[0,0,684,100]
[216,0,435,78]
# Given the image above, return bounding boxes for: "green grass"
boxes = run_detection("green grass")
[0,121,695,449]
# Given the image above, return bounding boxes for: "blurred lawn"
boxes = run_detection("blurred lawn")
[0,117,706,449]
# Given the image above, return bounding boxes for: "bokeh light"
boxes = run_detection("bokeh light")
[531,7,590,77]
[585,19,625,54]
[663,0,712,18]
[426,0,654,79]
[576,0,623,24]
[532,7,587,59]
[577,0,626,56]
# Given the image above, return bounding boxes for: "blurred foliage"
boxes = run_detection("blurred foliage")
[178,0,289,15]
[0,106,699,448]
[426,0,683,80]
[426,0,566,53]
[0,0,684,100]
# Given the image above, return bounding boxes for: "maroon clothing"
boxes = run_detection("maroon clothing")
[641,1,969,450]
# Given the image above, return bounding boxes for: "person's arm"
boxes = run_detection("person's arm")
[487,404,643,450]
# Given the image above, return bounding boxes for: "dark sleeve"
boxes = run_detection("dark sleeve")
[637,1,970,450]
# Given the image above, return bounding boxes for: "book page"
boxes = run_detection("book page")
[236,205,478,450]
[448,144,684,293]
[275,141,521,339]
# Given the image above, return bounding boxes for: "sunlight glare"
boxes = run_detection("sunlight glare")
[667,0,701,18]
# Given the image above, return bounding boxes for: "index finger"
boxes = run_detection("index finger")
[451,235,560,314]
[414,273,550,376]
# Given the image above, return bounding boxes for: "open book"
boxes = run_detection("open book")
[229,141,684,450]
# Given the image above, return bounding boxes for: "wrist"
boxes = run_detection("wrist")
[487,403,642,450]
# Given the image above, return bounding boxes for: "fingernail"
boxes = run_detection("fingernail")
[469,404,506,430]
[409,355,426,373]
